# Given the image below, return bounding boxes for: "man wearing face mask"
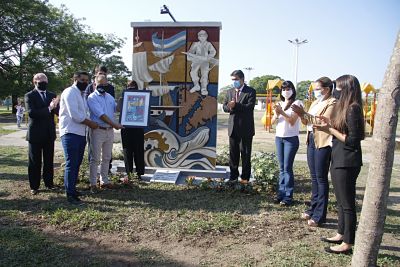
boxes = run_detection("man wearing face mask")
[87,75,123,192]
[59,71,98,205]
[223,70,256,184]
[85,65,115,172]
[25,73,60,195]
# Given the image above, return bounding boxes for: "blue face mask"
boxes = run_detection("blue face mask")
[233,80,241,89]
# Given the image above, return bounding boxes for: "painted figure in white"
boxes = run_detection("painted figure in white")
[186,30,217,96]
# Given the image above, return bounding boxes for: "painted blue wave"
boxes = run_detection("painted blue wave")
[152,30,186,52]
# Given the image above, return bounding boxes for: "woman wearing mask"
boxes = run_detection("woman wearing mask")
[315,75,365,254]
[292,77,336,227]
[271,81,302,206]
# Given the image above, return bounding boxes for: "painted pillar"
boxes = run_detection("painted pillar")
[131,22,222,170]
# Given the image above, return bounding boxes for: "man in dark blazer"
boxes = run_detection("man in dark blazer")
[223,70,256,183]
[25,73,59,195]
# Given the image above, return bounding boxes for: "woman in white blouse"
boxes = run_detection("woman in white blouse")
[271,80,303,206]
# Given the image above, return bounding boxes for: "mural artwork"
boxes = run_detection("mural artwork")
[131,22,222,170]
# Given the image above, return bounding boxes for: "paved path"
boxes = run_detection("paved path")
[1,124,399,165]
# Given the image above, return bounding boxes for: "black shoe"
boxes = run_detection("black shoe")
[320,237,343,245]
[137,174,142,181]
[279,201,291,206]
[67,196,84,206]
[76,191,83,197]
[226,178,238,185]
[46,185,57,191]
[273,198,282,204]
[324,246,352,255]
[30,189,39,195]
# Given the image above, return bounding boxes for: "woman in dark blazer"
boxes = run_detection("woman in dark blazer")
[117,81,145,181]
[315,75,365,254]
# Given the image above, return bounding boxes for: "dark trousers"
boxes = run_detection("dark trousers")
[28,141,54,190]
[275,136,299,204]
[331,166,361,244]
[121,128,145,175]
[306,133,331,223]
[229,135,253,180]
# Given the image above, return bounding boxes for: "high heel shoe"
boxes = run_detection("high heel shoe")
[324,246,352,255]
[320,237,343,244]
[307,219,319,227]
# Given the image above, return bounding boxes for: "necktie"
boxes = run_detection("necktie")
[40,92,46,103]
[235,90,240,102]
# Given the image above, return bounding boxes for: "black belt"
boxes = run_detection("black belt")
[98,126,112,130]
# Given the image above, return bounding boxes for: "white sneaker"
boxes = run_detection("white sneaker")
[200,88,208,96]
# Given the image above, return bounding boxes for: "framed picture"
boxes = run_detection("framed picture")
[120,90,151,128]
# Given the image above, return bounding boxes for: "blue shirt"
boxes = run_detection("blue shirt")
[87,90,116,128]
[85,82,115,99]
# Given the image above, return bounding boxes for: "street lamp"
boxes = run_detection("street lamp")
[288,38,308,88]
[160,5,177,22]
[244,67,254,84]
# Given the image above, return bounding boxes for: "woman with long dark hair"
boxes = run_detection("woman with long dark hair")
[315,75,365,254]
[271,80,302,206]
[292,77,336,227]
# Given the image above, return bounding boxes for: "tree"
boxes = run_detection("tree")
[351,32,400,266]
[249,75,281,94]
[0,0,130,110]
[296,80,312,100]
[217,85,231,104]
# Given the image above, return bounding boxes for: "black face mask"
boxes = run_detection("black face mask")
[96,86,106,94]
[37,82,48,91]
[76,81,88,91]
[332,88,342,99]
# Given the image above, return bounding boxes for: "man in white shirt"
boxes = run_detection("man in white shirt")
[59,71,98,205]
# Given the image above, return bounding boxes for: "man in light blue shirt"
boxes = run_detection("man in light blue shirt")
[87,75,123,192]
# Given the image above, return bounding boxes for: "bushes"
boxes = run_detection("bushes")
[251,152,279,192]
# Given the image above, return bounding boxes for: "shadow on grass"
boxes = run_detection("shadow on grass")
[0,153,28,168]
[0,173,26,182]
[0,223,191,266]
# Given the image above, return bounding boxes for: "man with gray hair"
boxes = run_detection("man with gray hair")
[25,73,59,195]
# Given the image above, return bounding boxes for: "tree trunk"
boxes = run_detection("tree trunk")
[351,31,400,266]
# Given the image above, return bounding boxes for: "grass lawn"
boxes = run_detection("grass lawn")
[0,146,399,266]
[0,123,16,136]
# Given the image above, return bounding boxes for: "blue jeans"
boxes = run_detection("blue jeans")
[275,136,299,204]
[306,133,331,223]
[61,133,86,197]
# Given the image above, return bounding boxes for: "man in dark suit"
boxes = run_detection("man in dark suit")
[223,70,256,183]
[25,73,59,195]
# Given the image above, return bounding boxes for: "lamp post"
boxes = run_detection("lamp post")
[160,5,177,22]
[288,38,308,88]
[244,67,254,84]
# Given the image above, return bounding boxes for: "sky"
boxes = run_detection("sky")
[48,0,399,88]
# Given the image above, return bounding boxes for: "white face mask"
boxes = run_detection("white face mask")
[282,89,293,99]
[313,90,323,100]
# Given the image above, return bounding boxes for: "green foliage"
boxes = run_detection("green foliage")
[0,0,130,99]
[217,85,231,104]
[216,145,230,166]
[249,75,282,94]
[251,152,279,192]
[296,80,312,100]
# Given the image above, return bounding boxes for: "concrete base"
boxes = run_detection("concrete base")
[111,160,230,185]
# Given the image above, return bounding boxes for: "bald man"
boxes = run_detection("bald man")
[25,73,59,195]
